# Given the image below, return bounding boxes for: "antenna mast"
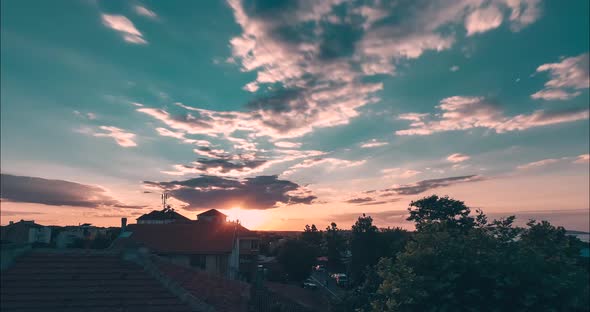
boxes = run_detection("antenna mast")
[161,192,169,210]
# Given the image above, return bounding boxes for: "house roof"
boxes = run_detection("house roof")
[197,209,227,217]
[136,209,191,221]
[153,257,250,312]
[0,251,193,312]
[1,220,46,244]
[117,221,255,254]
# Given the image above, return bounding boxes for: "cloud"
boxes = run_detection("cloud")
[162,158,268,177]
[0,174,143,209]
[450,65,460,72]
[378,175,485,196]
[531,89,581,101]
[382,168,421,179]
[143,175,316,210]
[0,210,45,217]
[531,53,589,101]
[574,154,590,164]
[101,14,147,44]
[155,127,211,146]
[282,157,366,176]
[93,126,137,147]
[345,197,375,204]
[360,139,388,148]
[465,6,503,35]
[73,111,97,120]
[447,153,471,163]
[274,141,302,149]
[162,146,327,177]
[344,197,401,206]
[396,96,589,136]
[134,5,157,19]
[517,158,560,170]
[201,0,543,142]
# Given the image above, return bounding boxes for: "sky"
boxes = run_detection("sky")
[1,0,589,231]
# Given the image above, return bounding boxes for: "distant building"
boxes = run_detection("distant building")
[116,209,259,281]
[54,223,108,248]
[136,206,191,224]
[0,220,51,245]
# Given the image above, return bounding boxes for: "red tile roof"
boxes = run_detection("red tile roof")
[153,257,250,312]
[0,251,193,312]
[122,221,255,254]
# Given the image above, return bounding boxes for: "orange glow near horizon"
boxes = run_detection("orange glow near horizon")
[222,207,269,229]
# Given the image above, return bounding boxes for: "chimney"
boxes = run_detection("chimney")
[121,218,127,232]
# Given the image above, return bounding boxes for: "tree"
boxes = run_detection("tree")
[370,195,590,312]
[325,222,344,272]
[301,224,322,248]
[277,239,317,282]
[351,214,379,283]
[407,195,479,230]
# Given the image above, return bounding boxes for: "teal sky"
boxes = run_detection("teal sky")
[1,0,589,231]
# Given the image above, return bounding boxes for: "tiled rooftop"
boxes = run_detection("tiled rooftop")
[0,251,194,312]
[154,257,251,312]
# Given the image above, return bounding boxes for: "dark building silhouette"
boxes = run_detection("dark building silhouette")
[116,209,259,281]
[0,220,51,245]
[136,206,191,224]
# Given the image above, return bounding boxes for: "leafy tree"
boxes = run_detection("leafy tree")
[407,195,479,230]
[301,224,323,248]
[351,214,379,283]
[370,195,590,312]
[277,239,317,282]
[376,227,410,260]
[325,222,345,272]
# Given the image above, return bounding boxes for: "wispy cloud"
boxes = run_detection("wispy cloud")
[101,14,147,44]
[517,153,589,169]
[447,153,470,163]
[93,126,137,147]
[517,158,561,170]
[574,154,590,164]
[73,111,97,120]
[274,141,302,149]
[360,139,388,148]
[396,96,589,135]
[282,157,366,176]
[368,175,485,196]
[531,53,589,101]
[134,5,157,19]
[381,168,421,179]
[155,127,210,146]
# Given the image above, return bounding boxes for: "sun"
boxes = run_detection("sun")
[222,207,268,229]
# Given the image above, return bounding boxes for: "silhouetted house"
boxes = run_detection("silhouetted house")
[197,209,228,223]
[0,220,51,245]
[116,209,259,281]
[137,207,191,224]
[0,249,251,311]
[54,224,108,248]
